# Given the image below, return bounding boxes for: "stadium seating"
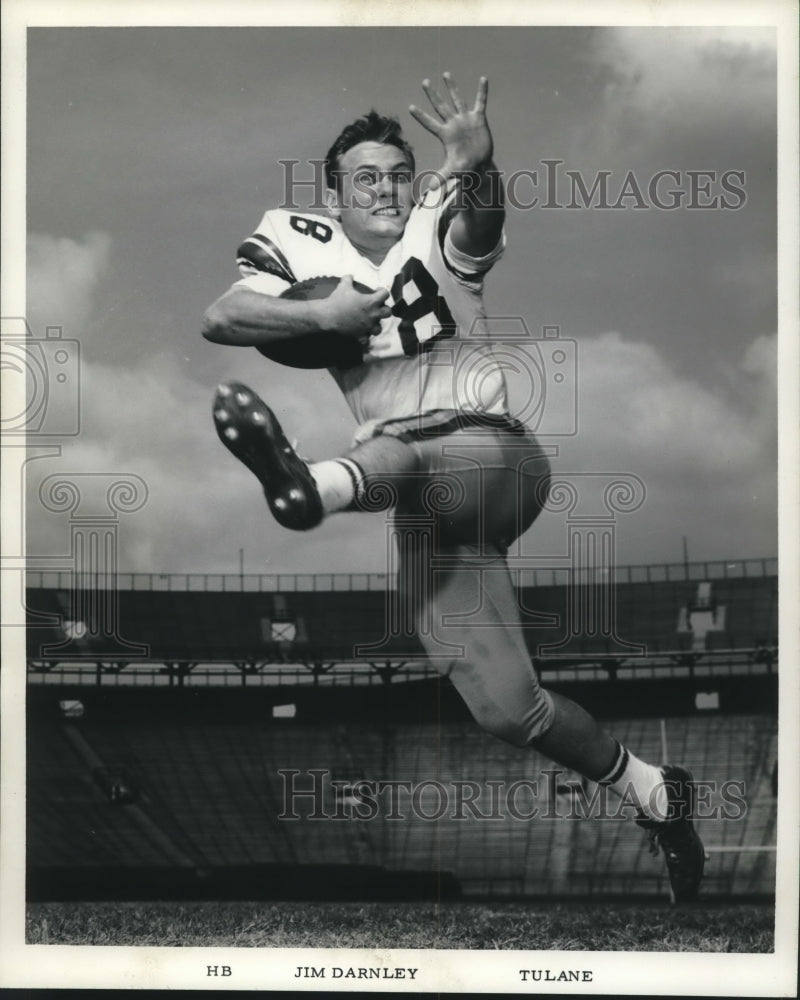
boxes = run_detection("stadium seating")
[27,698,776,898]
[24,565,779,900]
[27,722,182,868]
[25,571,778,665]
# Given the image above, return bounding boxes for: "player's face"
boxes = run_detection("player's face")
[327,141,414,258]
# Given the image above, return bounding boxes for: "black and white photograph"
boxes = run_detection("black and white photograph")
[1,0,798,994]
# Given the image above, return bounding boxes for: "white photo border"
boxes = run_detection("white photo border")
[2,0,797,994]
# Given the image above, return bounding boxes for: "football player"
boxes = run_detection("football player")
[203,74,704,901]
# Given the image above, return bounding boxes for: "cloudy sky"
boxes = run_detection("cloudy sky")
[21,20,779,577]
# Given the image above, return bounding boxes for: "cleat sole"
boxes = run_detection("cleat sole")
[212,380,323,530]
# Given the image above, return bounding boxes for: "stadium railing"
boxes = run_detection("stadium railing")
[23,557,778,689]
[25,556,777,594]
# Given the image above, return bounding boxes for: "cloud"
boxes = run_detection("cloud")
[19,29,780,582]
[22,222,777,573]
[507,329,777,562]
[596,27,775,120]
[580,27,776,163]
[577,330,775,474]
[27,232,112,333]
[21,224,360,573]
[25,328,777,576]
[25,346,362,574]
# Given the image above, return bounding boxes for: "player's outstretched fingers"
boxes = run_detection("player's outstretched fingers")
[409,103,443,136]
[442,71,466,113]
[421,78,452,120]
[474,75,488,113]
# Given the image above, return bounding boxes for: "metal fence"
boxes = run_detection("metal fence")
[25,557,778,593]
[26,648,775,689]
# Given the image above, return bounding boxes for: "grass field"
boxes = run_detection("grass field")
[26,900,774,952]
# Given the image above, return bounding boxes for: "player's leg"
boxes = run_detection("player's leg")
[531,692,708,904]
[397,428,703,901]
[399,535,556,744]
[415,555,674,818]
[401,533,647,781]
[373,416,552,549]
[312,433,423,515]
[213,383,550,534]
[213,381,431,528]
[214,385,703,899]
[213,389,639,805]
[307,413,545,531]
[406,540,703,901]
[529,687,707,904]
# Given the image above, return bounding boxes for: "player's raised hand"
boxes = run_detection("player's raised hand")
[321,275,392,340]
[409,73,493,183]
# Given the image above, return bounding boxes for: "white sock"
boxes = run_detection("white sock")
[598,741,668,821]
[310,459,363,514]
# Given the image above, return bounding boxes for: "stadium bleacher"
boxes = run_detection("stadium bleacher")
[24,560,779,901]
[27,689,777,899]
[24,561,778,669]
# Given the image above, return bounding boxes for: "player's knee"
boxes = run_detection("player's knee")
[491,718,537,748]
[481,715,537,748]
[348,436,423,512]
[514,452,552,539]
[432,432,552,549]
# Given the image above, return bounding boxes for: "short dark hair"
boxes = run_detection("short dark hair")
[324,110,415,189]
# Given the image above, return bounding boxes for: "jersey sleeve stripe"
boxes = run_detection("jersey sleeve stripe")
[251,233,298,283]
[236,233,298,284]
[436,203,483,285]
[443,225,506,279]
[236,238,295,283]
[435,184,505,284]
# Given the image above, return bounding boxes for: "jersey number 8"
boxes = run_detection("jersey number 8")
[390,257,457,356]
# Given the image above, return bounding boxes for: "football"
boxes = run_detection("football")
[255,276,376,370]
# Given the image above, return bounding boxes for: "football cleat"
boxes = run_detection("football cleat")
[636,765,705,903]
[213,381,323,531]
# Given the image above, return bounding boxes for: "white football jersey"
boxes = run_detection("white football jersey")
[235,181,509,428]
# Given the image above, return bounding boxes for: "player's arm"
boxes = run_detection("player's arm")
[410,73,504,259]
[202,276,391,347]
[202,285,328,347]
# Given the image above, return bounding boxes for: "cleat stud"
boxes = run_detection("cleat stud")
[251,411,266,424]
[224,427,239,441]
[235,391,251,405]
[214,408,229,421]
[217,384,232,397]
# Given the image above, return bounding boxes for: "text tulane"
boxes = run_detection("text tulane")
[520,969,593,982]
